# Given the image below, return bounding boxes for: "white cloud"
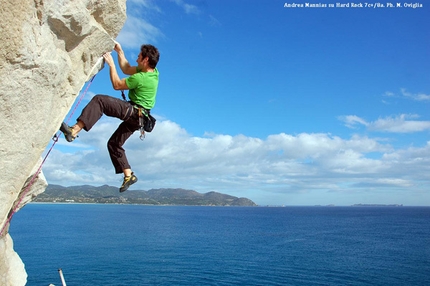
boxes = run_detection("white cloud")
[370,114,430,133]
[340,114,430,133]
[375,178,412,187]
[171,0,201,14]
[338,115,368,129]
[127,0,162,13]
[116,15,164,49]
[209,15,221,27]
[384,88,430,102]
[43,117,430,205]
[401,88,430,101]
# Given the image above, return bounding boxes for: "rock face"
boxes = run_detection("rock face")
[0,0,126,284]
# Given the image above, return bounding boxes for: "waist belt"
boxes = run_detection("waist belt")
[133,105,150,117]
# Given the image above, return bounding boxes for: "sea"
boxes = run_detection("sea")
[9,204,430,286]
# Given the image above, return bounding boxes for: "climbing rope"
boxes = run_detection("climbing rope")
[0,75,97,237]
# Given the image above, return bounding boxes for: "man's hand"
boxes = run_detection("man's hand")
[111,41,137,75]
[103,52,115,67]
[114,42,123,54]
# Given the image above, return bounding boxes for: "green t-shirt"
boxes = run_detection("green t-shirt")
[125,68,159,109]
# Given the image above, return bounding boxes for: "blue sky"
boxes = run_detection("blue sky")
[44,0,430,206]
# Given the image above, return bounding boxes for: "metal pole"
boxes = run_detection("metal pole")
[58,268,67,286]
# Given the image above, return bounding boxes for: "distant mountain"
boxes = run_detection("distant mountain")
[34,185,257,206]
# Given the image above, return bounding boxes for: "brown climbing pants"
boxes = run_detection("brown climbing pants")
[77,94,140,174]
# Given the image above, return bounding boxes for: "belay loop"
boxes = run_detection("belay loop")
[136,106,154,141]
[138,107,146,140]
[120,90,153,141]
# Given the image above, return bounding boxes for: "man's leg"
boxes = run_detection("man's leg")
[65,94,133,138]
[70,120,84,138]
[107,121,139,174]
[108,121,139,192]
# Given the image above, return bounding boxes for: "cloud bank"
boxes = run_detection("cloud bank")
[44,117,430,205]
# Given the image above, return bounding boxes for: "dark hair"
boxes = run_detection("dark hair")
[141,44,160,68]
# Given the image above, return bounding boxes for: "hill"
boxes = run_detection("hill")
[34,185,257,206]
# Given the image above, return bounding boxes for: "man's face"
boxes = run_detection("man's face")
[136,52,142,63]
[137,52,148,66]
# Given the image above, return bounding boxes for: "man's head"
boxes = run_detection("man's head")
[140,44,160,69]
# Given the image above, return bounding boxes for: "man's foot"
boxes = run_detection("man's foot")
[120,172,138,193]
[59,122,76,142]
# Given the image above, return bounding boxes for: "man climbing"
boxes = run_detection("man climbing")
[60,42,160,192]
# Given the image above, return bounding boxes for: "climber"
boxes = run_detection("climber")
[59,42,160,193]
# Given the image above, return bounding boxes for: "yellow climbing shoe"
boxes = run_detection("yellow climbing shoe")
[59,122,76,142]
[119,172,138,193]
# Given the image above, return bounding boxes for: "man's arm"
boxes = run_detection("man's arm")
[103,52,129,90]
[114,42,137,75]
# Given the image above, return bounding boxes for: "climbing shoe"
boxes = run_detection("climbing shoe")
[120,172,138,193]
[59,122,76,142]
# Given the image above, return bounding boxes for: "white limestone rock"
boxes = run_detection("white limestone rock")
[0,0,126,284]
[0,235,26,286]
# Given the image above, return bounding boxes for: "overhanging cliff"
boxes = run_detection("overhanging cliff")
[0,0,126,284]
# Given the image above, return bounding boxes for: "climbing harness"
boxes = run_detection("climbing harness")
[0,75,97,237]
[120,90,155,141]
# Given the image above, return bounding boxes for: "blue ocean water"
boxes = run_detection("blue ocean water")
[9,204,430,285]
